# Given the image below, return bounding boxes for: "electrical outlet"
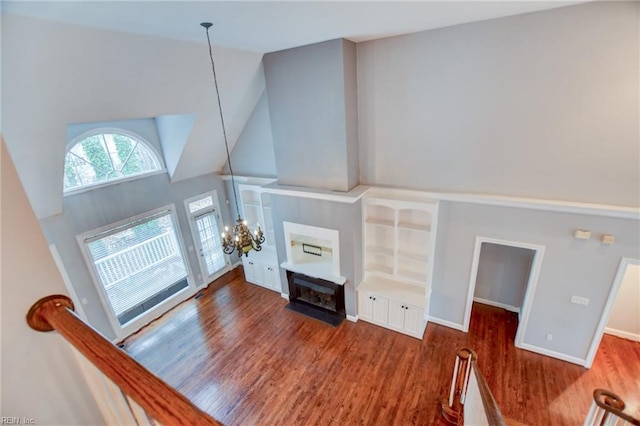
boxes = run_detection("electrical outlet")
[546,334,553,341]
[571,295,590,306]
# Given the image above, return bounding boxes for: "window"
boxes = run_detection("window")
[185,192,227,281]
[64,130,161,192]
[82,209,190,327]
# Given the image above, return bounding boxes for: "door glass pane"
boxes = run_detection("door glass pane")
[196,212,226,276]
[86,212,189,326]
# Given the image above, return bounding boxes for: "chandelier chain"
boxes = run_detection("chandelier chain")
[203,24,241,220]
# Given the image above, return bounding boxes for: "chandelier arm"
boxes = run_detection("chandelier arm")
[202,23,242,221]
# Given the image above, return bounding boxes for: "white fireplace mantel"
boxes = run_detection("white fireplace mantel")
[281,222,346,285]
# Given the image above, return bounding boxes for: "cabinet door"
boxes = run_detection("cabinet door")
[404,305,423,336]
[262,264,281,292]
[245,260,263,286]
[358,292,373,320]
[371,296,389,325]
[242,258,255,282]
[388,300,406,331]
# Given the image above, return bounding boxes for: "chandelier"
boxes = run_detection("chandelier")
[201,22,264,257]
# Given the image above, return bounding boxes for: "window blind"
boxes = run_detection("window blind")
[85,210,188,325]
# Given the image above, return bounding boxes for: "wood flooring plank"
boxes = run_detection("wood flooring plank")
[122,270,640,425]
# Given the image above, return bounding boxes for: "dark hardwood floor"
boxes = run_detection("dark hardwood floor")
[123,269,640,425]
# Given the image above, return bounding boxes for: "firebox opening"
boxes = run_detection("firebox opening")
[286,271,345,327]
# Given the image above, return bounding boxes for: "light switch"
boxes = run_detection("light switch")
[601,234,615,244]
[573,229,591,239]
[571,295,590,306]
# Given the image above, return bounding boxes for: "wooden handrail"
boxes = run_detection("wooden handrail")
[591,389,640,425]
[469,359,506,426]
[27,295,220,426]
[441,347,506,426]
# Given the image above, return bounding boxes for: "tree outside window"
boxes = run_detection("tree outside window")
[64,131,161,192]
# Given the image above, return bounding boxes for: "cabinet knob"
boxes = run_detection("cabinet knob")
[401,305,405,309]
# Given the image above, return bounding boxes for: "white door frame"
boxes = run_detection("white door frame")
[463,236,546,348]
[184,190,230,285]
[584,257,640,368]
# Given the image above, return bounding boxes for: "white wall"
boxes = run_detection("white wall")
[2,14,265,219]
[606,263,640,341]
[474,242,534,311]
[357,1,639,207]
[431,201,640,363]
[1,139,104,425]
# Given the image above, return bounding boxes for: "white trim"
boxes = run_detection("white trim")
[64,127,166,195]
[473,297,520,314]
[77,204,197,340]
[257,182,639,219]
[518,342,586,366]
[219,174,277,186]
[604,327,640,342]
[347,314,358,322]
[63,169,167,197]
[433,191,639,220]
[183,190,230,285]
[49,244,88,320]
[584,257,640,367]
[262,182,369,204]
[428,316,465,331]
[280,293,290,301]
[463,236,545,352]
[280,262,347,285]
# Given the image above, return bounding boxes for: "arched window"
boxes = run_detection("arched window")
[64,130,162,192]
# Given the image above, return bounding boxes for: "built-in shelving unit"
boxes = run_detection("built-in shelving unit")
[358,188,439,339]
[238,183,281,293]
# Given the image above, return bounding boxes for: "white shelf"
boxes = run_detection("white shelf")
[359,276,428,307]
[366,218,394,227]
[397,251,428,263]
[366,245,394,257]
[397,222,431,232]
[396,270,428,284]
[243,201,261,208]
[366,263,393,276]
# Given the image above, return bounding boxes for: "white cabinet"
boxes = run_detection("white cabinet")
[261,263,281,291]
[242,257,282,292]
[388,300,406,330]
[358,288,426,338]
[238,182,281,293]
[359,291,390,325]
[357,188,438,339]
[388,300,422,335]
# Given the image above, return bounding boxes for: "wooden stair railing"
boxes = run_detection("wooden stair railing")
[584,389,640,426]
[441,347,506,426]
[27,295,220,426]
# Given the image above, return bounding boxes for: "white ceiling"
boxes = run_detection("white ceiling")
[3,1,585,53]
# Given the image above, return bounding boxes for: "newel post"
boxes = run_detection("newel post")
[26,294,75,332]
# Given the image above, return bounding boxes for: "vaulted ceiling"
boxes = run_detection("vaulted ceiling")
[3,1,584,53]
[1,1,586,219]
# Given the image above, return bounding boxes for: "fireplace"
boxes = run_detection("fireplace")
[286,271,345,326]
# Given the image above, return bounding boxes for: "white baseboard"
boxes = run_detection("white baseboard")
[346,314,358,322]
[428,316,465,331]
[517,342,586,366]
[280,293,290,301]
[473,297,520,313]
[605,327,640,342]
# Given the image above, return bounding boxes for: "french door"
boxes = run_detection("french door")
[185,191,228,283]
